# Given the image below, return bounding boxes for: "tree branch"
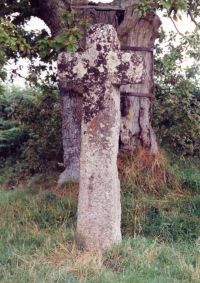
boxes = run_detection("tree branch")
[169,16,186,37]
[188,10,200,28]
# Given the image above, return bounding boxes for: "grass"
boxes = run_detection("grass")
[0,188,199,282]
[0,151,200,282]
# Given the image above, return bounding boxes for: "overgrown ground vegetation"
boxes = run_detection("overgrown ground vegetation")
[0,80,199,282]
[0,146,200,282]
[0,21,199,283]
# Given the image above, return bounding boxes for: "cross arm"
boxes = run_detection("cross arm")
[108,51,145,86]
[57,51,88,93]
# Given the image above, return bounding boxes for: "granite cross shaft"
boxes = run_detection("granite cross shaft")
[58,24,144,251]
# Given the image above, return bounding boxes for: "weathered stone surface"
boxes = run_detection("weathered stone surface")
[58,24,144,251]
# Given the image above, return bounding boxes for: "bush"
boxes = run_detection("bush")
[0,92,28,158]
[0,86,62,174]
[154,32,200,157]
[154,89,200,157]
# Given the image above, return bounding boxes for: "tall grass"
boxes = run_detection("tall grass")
[0,150,199,282]
[0,185,199,283]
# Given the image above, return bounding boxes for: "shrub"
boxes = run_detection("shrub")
[0,86,62,174]
[0,92,28,158]
[154,89,200,157]
[154,32,200,157]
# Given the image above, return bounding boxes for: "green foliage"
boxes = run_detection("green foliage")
[0,91,28,158]
[0,17,30,80]
[138,0,200,22]
[0,86,62,173]
[0,8,90,84]
[52,27,83,52]
[154,30,200,157]
[38,10,90,58]
[0,127,26,152]
[17,87,62,173]
[0,18,30,55]
[154,90,200,156]
[0,0,199,86]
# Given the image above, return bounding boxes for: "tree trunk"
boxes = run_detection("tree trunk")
[58,85,82,185]
[58,4,161,185]
[33,0,161,178]
[117,8,161,154]
[57,6,123,185]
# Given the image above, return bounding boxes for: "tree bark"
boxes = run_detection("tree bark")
[57,5,123,184]
[34,0,67,36]
[58,86,82,185]
[57,3,161,184]
[31,0,161,181]
[118,8,161,154]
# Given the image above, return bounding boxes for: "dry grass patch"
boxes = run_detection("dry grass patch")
[118,148,182,195]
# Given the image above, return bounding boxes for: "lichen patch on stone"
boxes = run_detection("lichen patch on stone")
[73,61,87,79]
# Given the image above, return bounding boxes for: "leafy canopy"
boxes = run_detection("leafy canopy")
[0,0,199,84]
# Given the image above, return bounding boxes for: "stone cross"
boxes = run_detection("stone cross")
[58,24,144,251]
